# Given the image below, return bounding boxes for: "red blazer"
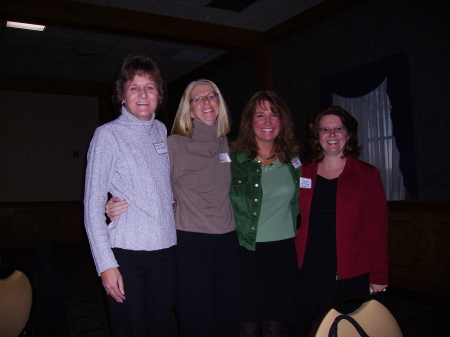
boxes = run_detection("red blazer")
[294,156,389,285]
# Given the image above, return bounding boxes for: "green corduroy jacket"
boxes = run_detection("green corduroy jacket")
[229,149,301,251]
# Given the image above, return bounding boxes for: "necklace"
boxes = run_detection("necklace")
[257,153,277,161]
[255,158,276,173]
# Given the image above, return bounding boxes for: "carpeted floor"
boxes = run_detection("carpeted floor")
[2,244,450,336]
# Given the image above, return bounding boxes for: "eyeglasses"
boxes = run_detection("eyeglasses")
[191,94,218,104]
[319,126,346,134]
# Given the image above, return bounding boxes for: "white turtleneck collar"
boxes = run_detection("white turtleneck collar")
[118,105,155,133]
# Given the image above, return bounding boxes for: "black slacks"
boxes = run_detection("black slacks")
[107,246,176,337]
[176,230,242,337]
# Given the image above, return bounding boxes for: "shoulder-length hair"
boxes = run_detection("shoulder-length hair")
[231,91,300,164]
[308,105,361,162]
[114,53,165,113]
[171,79,231,138]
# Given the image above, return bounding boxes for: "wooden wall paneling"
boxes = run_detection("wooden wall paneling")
[432,212,450,275]
[255,43,274,91]
[2,201,450,298]
[388,202,450,297]
[0,202,86,248]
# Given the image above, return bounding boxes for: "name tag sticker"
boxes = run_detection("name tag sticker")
[153,142,168,155]
[300,177,312,189]
[291,157,302,168]
[219,152,232,163]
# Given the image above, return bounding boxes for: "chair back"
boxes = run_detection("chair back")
[0,269,33,337]
[308,292,403,337]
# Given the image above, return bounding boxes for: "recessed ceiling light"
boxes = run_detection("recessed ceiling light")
[6,21,46,31]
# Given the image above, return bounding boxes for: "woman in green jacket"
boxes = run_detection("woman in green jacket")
[230,91,301,337]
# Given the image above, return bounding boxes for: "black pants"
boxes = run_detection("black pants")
[176,230,242,337]
[107,246,176,337]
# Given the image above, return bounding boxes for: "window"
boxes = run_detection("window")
[333,79,405,200]
[320,53,418,199]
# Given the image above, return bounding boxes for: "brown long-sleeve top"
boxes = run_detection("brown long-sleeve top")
[168,120,235,234]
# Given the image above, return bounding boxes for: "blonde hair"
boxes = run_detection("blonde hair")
[171,79,231,137]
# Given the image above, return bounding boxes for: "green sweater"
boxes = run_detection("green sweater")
[229,150,301,250]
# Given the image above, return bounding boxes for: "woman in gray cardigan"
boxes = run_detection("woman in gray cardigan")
[84,53,176,337]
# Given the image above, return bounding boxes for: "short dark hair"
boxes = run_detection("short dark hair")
[308,105,361,162]
[114,53,165,112]
[231,91,300,164]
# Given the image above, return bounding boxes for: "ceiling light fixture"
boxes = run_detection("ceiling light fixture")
[6,21,46,31]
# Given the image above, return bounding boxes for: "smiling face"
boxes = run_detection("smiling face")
[189,84,219,126]
[318,114,349,157]
[252,100,280,147]
[122,74,159,121]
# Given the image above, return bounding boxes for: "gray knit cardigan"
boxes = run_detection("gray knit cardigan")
[84,107,176,275]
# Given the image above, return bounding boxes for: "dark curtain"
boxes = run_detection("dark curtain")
[320,53,418,198]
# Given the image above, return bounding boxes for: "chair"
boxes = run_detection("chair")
[307,292,403,337]
[0,268,33,337]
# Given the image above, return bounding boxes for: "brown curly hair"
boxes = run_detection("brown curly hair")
[114,53,165,113]
[308,105,361,162]
[231,91,300,164]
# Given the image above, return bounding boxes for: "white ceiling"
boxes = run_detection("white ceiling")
[0,0,325,83]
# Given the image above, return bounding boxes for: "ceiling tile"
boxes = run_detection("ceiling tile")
[172,49,212,62]
[28,62,60,74]
[150,1,199,18]
[76,37,117,53]
[257,18,283,31]
[85,67,118,80]
[98,51,129,63]
[36,44,73,57]
[0,60,28,74]
[32,54,67,65]
[170,0,211,6]
[107,0,156,12]
[155,57,195,70]
[3,27,43,44]
[1,0,326,83]
[242,0,297,19]
[57,64,88,77]
[110,38,154,53]
[188,7,237,25]
[41,32,82,47]
[0,40,37,53]
[145,44,184,59]
[225,13,270,30]
[70,0,109,5]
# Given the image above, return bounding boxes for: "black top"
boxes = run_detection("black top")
[303,175,338,276]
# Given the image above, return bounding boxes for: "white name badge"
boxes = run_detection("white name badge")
[219,152,232,163]
[300,177,312,189]
[291,157,302,169]
[153,142,168,155]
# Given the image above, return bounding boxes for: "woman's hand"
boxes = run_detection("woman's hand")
[370,283,387,295]
[101,267,126,302]
[172,200,177,213]
[105,197,128,221]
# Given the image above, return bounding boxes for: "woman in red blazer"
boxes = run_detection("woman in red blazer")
[292,106,388,336]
